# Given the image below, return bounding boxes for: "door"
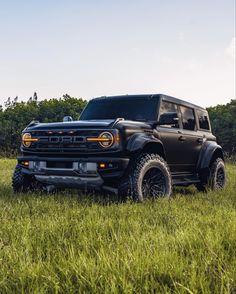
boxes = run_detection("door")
[157,100,187,172]
[179,105,203,171]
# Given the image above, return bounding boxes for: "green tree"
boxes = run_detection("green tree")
[0,95,87,154]
[207,99,236,154]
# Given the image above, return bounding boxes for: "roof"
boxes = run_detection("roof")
[160,94,206,110]
[92,94,206,111]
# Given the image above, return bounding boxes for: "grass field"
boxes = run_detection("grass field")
[0,159,235,293]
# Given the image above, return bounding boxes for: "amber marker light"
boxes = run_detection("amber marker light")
[98,163,106,168]
[22,133,38,147]
[115,132,120,145]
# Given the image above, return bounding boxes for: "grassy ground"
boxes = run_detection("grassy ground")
[0,159,235,293]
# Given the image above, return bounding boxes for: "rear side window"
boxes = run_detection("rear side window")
[158,101,179,128]
[197,110,210,130]
[180,106,196,131]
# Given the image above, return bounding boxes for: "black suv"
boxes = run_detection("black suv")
[13,94,226,201]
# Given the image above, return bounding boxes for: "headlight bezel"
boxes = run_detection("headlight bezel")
[98,131,114,148]
[86,130,120,149]
[22,133,38,148]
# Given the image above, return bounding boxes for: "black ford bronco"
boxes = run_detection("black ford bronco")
[13,94,226,201]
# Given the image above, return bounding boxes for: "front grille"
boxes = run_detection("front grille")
[22,129,114,155]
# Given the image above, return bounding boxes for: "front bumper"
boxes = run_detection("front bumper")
[17,156,129,188]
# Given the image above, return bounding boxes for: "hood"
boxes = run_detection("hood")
[24,118,153,133]
[116,120,152,129]
[25,119,116,131]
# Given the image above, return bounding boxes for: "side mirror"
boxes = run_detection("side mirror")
[63,116,73,122]
[158,112,179,126]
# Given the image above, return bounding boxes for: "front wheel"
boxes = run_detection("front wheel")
[12,164,38,193]
[196,158,226,192]
[119,153,172,201]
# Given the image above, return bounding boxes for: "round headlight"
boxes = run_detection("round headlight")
[22,133,32,147]
[99,132,114,148]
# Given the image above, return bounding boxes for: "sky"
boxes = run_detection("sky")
[0,0,235,107]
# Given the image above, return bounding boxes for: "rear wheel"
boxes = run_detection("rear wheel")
[119,153,172,201]
[196,158,226,192]
[12,164,38,193]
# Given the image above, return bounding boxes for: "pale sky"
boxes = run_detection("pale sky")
[0,0,235,107]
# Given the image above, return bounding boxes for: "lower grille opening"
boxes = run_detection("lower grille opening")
[46,162,73,169]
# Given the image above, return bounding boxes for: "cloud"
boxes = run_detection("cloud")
[225,37,235,60]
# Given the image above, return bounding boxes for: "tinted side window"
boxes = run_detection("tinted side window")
[158,101,179,128]
[180,106,196,131]
[197,110,210,130]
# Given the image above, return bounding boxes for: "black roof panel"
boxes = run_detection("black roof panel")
[92,94,206,110]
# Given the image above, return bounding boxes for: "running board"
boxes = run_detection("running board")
[102,185,118,195]
[171,172,200,185]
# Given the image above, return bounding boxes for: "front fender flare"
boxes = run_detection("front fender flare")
[126,133,165,156]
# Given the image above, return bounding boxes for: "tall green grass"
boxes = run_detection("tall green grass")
[0,159,235,293]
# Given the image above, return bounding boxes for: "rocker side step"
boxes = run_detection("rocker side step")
[171,172,200,185]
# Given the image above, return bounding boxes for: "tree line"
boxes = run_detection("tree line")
[207,99,236,157]
[0,94,235,156]
[0,94,87,155]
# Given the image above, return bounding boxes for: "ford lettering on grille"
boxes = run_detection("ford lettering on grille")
[39,136,86,144]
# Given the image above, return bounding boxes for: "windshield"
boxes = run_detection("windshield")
[80,97,159,121]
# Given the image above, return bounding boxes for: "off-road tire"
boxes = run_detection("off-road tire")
[119,153,172,201]
[196,158,226,192]
[12,164,36,193]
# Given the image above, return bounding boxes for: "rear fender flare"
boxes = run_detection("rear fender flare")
[197,141,224,170]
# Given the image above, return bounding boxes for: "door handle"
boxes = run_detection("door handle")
[197,138,203,144]
[178,135,186,142]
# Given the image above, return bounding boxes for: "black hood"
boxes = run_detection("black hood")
[25,119,116,131]
[24,119,153,134]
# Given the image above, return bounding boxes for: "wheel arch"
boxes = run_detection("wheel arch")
[197,142,224,171]
[126,133,166,160]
